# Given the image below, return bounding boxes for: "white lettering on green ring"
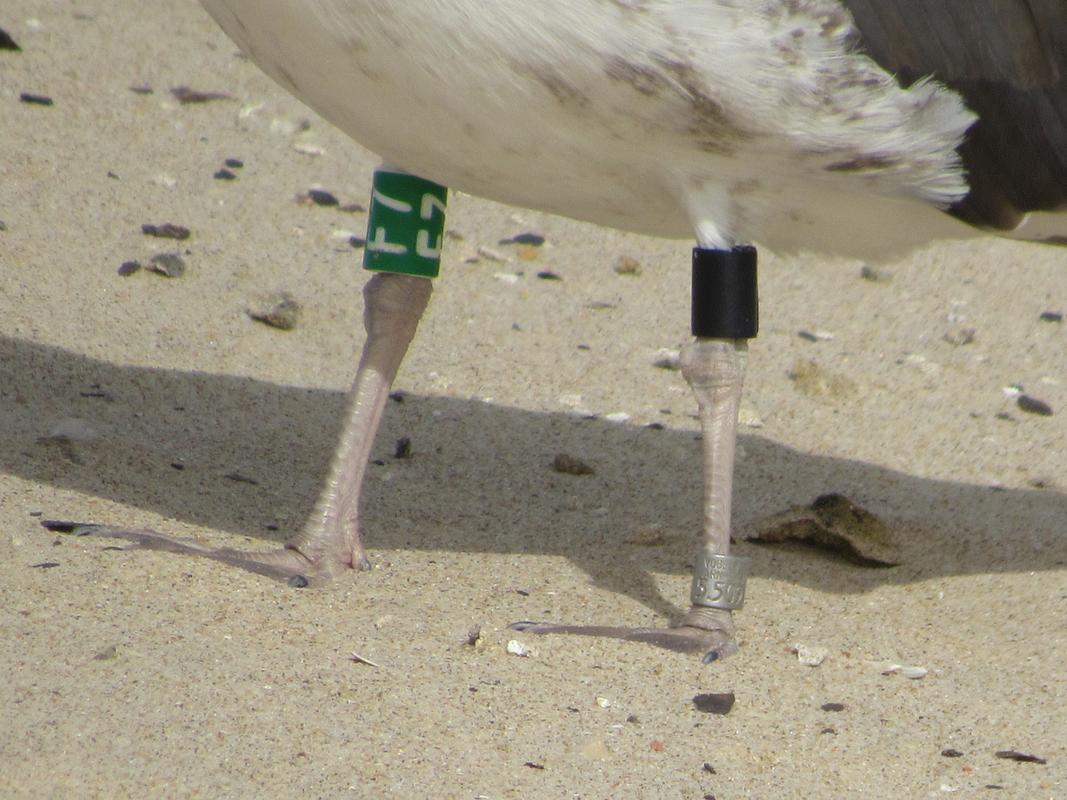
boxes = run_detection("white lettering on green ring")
[363,169,448,278]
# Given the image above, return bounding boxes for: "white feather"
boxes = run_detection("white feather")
[200,0,981,257]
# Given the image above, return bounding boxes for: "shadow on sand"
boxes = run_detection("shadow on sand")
[4,335,1064,621]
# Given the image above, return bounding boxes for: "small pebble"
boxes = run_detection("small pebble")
[506,640,529,657]
[147,253,186,278]
[141,222,190,240]
[692,692,735,715]
[223,472,258,485]
[994,750,1046,764]
[117,260,141,276]
[349,651,382,667]
[304,188,339,206]
[536,270,562,280]
[170,86,231,104]
[498,231,545,246]
[393,437,412,459]
[820,702,846,712]
[798,330,834,342]
[248,292,301,330]
[860,264,891,282]
[93,644,119,660]
[595,696,611,708]
[214,168,237,180]
[1038,311,1062,323]
[287,575,310,588]
[795,644,829,666]
[129,84,153,95]
[224,158,244,168]
[478,246,508,262]
[291,141,326,157]
[943,327,976,346]
[941,749,964,758]
[79,387,113,401]
[613,255,641,275]
[652,348,680,370]
[552,453,595,475]
[348,235,367,248]
[1017,395,1053,416]
[20,92,53,106]
[881,663,928,679]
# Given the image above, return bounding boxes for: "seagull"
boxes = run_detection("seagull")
[52,0,1066,662]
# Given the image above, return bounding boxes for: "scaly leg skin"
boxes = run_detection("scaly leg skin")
[43,273,432,586]
[511,338,747,663]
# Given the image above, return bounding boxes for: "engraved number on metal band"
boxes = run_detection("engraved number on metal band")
[690,554,750,610]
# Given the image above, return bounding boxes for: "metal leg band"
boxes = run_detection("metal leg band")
[690,554,750,610]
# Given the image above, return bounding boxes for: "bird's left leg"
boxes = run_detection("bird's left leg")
[512,246,757,663]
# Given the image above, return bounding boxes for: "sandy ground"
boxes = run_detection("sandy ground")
[2,2,1065,798]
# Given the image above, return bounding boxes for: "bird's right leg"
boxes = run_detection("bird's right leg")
[45,167,447,582]
[276,272,433,577]
[44,272,432,584]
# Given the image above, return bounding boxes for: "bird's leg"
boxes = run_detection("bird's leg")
[282,272,433,575]
[509,339,749,661]
[512,246,757,662]
[45,272,432,584]
[46,167,447,584]
[671,338,749,660]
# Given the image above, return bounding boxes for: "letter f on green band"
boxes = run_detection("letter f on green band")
[363,169,448,278]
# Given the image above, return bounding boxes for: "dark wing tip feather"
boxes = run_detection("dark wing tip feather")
[844,0,1067,232]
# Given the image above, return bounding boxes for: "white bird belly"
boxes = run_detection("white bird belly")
[200,0,978,255]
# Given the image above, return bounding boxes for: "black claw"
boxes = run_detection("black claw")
[702,649,721,665]
[357,556,372,571]
[287,574,310,588]
[507,620,542,631]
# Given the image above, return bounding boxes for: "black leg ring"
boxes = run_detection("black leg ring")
[691,245,758,339]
